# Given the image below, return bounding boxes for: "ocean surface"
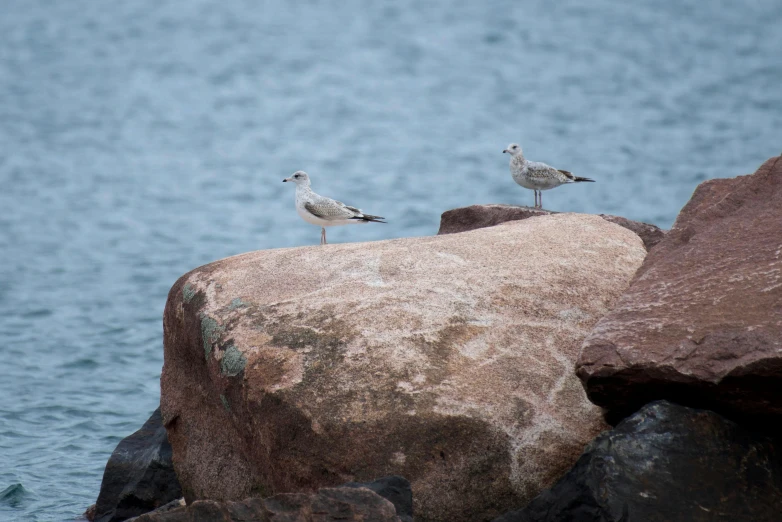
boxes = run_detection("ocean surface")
[0,0,780,520]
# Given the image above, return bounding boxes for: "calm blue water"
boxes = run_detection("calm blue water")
[1,1,780,520]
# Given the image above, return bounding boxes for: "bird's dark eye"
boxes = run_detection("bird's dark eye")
[294,174,300,178]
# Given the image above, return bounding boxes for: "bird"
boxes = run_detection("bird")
[503,143,594,209]
[282,171,386,245]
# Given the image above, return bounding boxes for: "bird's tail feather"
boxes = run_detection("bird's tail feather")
[352,214,387,223]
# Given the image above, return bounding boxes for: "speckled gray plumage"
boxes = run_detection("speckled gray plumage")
[504,143,594,208]
[510,154,586,190]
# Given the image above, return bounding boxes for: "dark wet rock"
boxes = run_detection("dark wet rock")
[132,485,401,521]
[342,476,413,522]
[577,156,782,424]
[126,499,184,522]
[0,483,27,509]
[494,401,782,522]
[437,204,665,251]
[94,408,182,522]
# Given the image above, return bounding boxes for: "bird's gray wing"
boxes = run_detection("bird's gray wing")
[304,197,358,221]
[526,162,561,178]
[557,169,575,180]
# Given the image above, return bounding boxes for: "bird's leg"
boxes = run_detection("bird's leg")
[534,190,540,208]
[321,227,327,245]
[538,191,543,209]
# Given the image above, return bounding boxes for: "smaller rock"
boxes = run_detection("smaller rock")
[437,204,665,251]
[597,214,666,251]
[132,484,402,522]
[577,156,782,423]
[342,476,413,522]
[94,408,182,522]
[126,499,184,522]
[493,401,782,522]
[437,205,550,235]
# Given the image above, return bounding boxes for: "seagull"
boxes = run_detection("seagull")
[503,143,594,209]
[282,171,386,245]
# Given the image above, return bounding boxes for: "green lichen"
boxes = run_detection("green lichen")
[228,298,247,310]
[220,394,230,412]
[200,315,224,359]
[182,283,196,304]
[220,343,247,377]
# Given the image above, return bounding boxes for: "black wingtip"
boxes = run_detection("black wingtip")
[351,215,387,223]
[575,177,596,182]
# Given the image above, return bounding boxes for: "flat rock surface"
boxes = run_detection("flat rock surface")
[161,214,646,521]
[437,205,666,251]
[577,156,782,421]
[494,401,782,522]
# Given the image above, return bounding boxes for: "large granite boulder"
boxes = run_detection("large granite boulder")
[161,214,647,521]
[437,205,665,251]
[132,485,401,522]
[94,408,182,522]
[494,401,782,522]
[577,156,782,422]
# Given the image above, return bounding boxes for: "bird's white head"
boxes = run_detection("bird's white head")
[503,143,523,156]
[282,171,311,186]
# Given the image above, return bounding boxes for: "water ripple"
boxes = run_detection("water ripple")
[2,0,781,520]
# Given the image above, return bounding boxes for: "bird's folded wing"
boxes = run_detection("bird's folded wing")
[557,169,574,180]
[527,163,559,177]
[304,200,357,220]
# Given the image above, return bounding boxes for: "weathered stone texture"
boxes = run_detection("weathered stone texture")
[494,401,782,522]
[161,214,647,521]
[577,156,782,422]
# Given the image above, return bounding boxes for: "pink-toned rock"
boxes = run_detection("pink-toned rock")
[437,205,550,235]
[597,214,666,252]
[161,214,646,522]
[577,156,782,421]
[437,205,665,252]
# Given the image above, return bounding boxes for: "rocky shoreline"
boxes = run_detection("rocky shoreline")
[87,156,782,521]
